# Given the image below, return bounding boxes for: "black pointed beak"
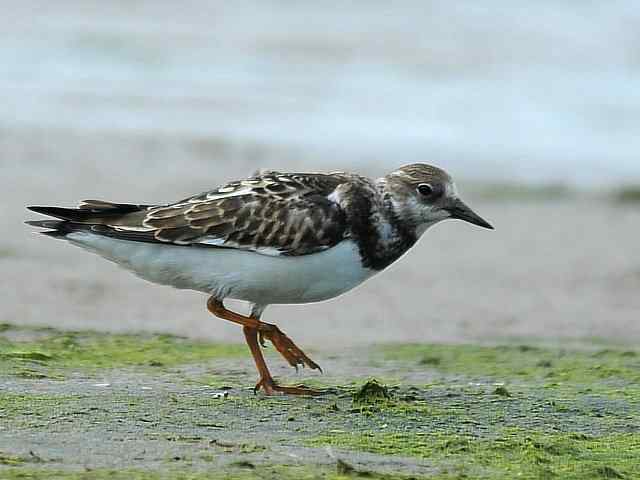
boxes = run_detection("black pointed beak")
[446,198,494,230]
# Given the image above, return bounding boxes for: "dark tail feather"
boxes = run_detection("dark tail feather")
[37,230,69,238]
[26,202,153,240]
[25,220,62,229]
[24,219,72,238]
[28,206,88,222]
[28,202,149,221]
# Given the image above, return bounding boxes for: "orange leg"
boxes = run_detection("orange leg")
[207,297,322,395]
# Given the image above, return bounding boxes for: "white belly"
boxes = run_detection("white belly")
[66,232,376,305]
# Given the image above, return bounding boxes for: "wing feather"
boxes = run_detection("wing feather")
[125,172,349,256]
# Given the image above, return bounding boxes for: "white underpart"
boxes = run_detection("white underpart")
[65,232,376,305]
[196,236,284,257]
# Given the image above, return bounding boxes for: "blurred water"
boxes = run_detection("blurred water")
[2,0,640,185]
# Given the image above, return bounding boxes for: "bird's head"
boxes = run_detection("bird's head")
[381,163,493,234]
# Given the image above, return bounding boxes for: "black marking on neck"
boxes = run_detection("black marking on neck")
[347,187,417,271]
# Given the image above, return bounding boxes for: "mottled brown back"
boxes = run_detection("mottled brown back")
[29,172,352,257]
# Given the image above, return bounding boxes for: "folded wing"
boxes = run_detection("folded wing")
[28,173,350,257]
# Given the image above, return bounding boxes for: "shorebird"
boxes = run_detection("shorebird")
[27,164,493,395]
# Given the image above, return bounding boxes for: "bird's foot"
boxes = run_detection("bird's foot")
[254,376,322,396]
[258,325,322,372]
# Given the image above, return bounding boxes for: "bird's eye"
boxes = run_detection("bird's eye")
[417,183,434,197]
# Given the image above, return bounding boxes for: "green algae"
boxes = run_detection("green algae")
[0,452,26,466]
[2,326,639,477]
[380,343,640,384]
[0,393,84,426]
[0,464,425,480]
[612,185,640,204]
[0,247,18,258]
[289,375,403,394]
[0,328,246,376]
[492,386,511,397]
[353,379,391,404]
[308,430,640,479]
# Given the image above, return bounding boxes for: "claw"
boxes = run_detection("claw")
[254,376,322,396]
[260,325,323,374]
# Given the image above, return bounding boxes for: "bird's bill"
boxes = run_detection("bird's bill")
[446,198,494,230]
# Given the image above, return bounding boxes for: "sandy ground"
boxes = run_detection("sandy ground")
[2,127,639,347]
[1,327,639,478]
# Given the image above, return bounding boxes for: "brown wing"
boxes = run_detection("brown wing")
[38,172,349,256]
[142,173,348,255]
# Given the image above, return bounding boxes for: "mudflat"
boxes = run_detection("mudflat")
[1,326,639,479]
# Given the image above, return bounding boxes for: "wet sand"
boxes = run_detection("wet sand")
[2,128,639,347]
[2,326,639,477]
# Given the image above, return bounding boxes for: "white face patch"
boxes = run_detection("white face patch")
[414,180,457,235]
[416,208,450,236]
[382,173,460,238]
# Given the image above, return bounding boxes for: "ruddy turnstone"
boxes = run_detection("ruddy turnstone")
[27,163,492,395]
